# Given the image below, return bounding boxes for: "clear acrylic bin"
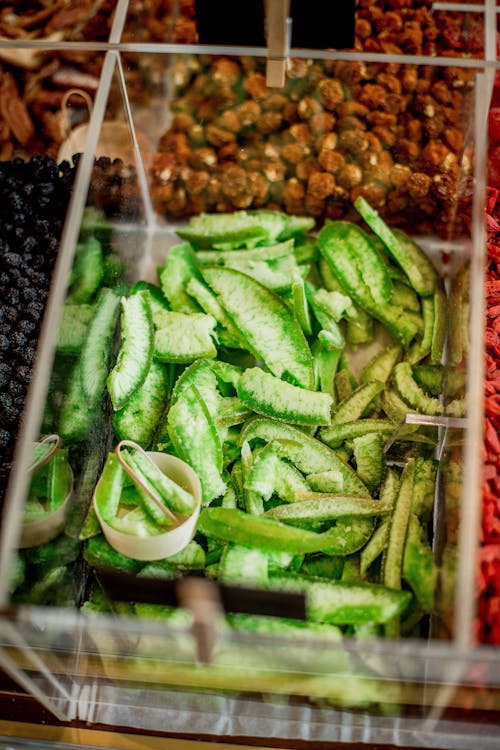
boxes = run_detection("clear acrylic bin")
[0,2,499,747]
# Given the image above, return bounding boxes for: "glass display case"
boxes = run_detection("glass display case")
[0,2,499,747]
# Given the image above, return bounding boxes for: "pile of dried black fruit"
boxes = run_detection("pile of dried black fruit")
[0,154,76,508]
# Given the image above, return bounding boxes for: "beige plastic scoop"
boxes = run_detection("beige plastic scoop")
[93,448,202,562]
[57,90,152,168]
[20,434,73,549]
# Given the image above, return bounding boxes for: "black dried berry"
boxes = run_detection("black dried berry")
[22,346,36,365]
[3,252,21,268]
[8,380,24,398]
[10,331,27,349]
[15,364,31,384]
[0,363,9,388]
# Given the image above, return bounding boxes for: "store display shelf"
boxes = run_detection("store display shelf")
[0,2,499,746]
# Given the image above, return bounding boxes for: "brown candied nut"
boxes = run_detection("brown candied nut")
[444,127,463,153]
[219,142,239,162]
[234,100,261,128]
[283,177,306,214]
[336,101,369,120]
[355,17,372,39]
[185,170,210,197]
[283,101,299,124]
[407,172,432,201]
[247,172,269,205]
[378,40,402,55]
[337,129,369,155]
[304,193,325,217]
[164,187,189,218]
[400,67,418,93]
[307,171,335,200]
[157,131,191,163]
[282,142,311,165]
[289,123,313,145]
[287,59,310,80]
[394,138,420,165]
[216,110,241,134]
[296,157,320,182]
[316,78,344,111]
[416,198,438,220]
[325,199,349,221]
[389,164,412,191]
[220,164,251,206]
[422,140,451,170]
[366,110,397,130]
[263,158,286,184]
[336,163,363,190]
[172,112,196,132]
[244,71,268,100]
[188,147,218,170]
[256,111,283,135]
[264,93,288,112]
[361,149,394,178]
[309,112,335,136]
[386,191,409,215]
[187,123,205,147]
[0,72,35,147]
[375,10,403,33]
[363,132,383,153]
[431,80,453,106]
[297,96,323,120]
[316,132,338,152]
[318,148,345,174]
[399,21,424,54]
[337,115,367,133]
[152,181,175,212]
[363,38,382,53]
[205,175,223,204]
[212,58,241,86]
[357,84,386,109]
[205,124,236,147]
[406,118,423,143]
[350,181,387,209]
[385,93,406,116]
[375,72,402,96]
[443,66,472,90]
[151,151,179,185]
[371,126,397,149]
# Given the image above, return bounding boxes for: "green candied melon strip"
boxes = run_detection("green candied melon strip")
[198,506,373,555]
[154,311,217,363]
[269,572,412,625]
[113,360,171,447]
[266,495,390,522]
[239,417,369,496]
[176,211,273,247]
[317,226,420,349]
[107,291,154,411]
[159,243,203,313]
[81,287,120,409]
[67,236,104,304]
[57,303,95,355]
[202,266,314,390]
[354,196,437,297]
[167,384,226,504]
[319,221,393,309]
[237,367,333,427]
[195,239,294,264]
